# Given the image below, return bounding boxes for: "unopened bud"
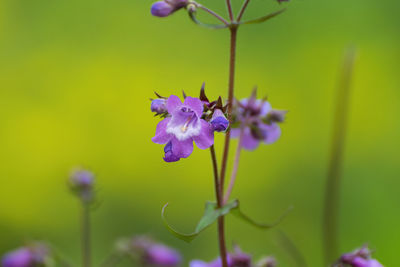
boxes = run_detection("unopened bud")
[151,99,168,114]
[69,168,95,203]
[210,109,229,132]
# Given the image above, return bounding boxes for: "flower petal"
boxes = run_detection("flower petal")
[171,137,193,158]
[152,118,172,144]
[189,260,209,267]
[183,97,204,118]
[260,101,272,117]
[262,123,281,144]
[167,95,182,114]
[193,120,214,149]
[241,127,260,150]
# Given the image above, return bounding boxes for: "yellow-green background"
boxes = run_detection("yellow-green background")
[0,0,399,266]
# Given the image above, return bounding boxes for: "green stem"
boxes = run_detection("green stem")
[323,48,356,265]
[81,203,91,267]
[217,25,239,267]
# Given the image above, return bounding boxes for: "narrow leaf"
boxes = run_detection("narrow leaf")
[242,8,286,25]
[231,201,293,229]
[161,201,238,243]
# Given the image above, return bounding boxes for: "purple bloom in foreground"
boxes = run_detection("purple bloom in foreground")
[120,236,181,267]
[1,248,32,267]
[1,243,51,267]
[334,246,383,267]
[152,95,214,162]
[190,247,252,267]
[231,96,284,150]
[151,0,188,17]
[210,109,229,132]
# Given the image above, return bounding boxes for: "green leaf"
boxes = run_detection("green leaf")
[242,8,286,25]
[161,201,238,242]
[231,200,293,229]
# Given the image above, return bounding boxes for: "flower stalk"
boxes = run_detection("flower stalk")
[81,203,91,267]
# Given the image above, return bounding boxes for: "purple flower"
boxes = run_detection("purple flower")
[152,95,214,162]
[1,248,32,267]
[151,99,168,114]
[336,246,383,267]
[151,0,188,17]
[231,97,283,150]
[69,168,95,202]
[210,109,229,132]
[189,247,251,267]
[123,236,182,267]
[1,243,51,267]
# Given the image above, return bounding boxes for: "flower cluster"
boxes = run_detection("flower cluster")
[69,168,95,203]
[333,246,383,267]
[231,91,286,150]
[1,242,52,267]
[151,88,229,162]
[151,0,188,17]
[117,236,182,267]
[190,247,276,267]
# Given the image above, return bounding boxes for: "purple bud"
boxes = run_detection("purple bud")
[1,248,32,267]
[231,251,251,267]
[211,109,229,132]
[151,1,175,17]
[69,169,95,202]
[151,99,168,114]
[163,141,181,162]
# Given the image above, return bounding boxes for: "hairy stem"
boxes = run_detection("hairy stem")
[210,145,222,204]
[81,203,91,267]
[196,3,229,25]
[237,0,251,22]
[323,48,356,265]
[223,127,244,204]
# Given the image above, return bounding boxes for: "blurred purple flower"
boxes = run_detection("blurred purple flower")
[189,247,252,267]
[335,246,383,267]
[69,168,95,202]
[122,236,181,267]
[151,0,188,17]
[152,95,214,162]
[1,243,51,267]
[210,109,229,132]
[1,248,32,267]
[231,95,284,150]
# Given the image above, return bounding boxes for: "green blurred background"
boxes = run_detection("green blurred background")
[0,0,399,266]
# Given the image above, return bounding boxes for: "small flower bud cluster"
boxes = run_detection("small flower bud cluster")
[1,242,52,267]
[69,168,95,203]
[190,247,276,267]
[333,246,383,267]
[117,236,182,267]
[231,90,286,150]
[151,0,189,17]
[151,85,229,162]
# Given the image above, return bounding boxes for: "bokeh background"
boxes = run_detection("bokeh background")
[0,0,399,266]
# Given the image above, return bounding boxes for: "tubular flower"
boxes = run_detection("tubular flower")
[152,95,214,162]
[1,243,51,267]
[189,247,252,267]
[231,95,285,150]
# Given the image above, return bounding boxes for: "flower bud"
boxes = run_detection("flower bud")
[210,109,229,132]
[151,0,188,17]
[151,99,168,114]
[69,168,95,202]
[151,1,175,17]
[256,257,277,267]
[266,110,286,123]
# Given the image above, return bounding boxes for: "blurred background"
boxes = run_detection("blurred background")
[0,0,399,266]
